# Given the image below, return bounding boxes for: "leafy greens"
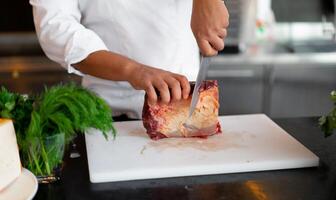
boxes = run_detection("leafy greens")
[0,84,116,176]
[319,91,336,137]
[0,87,34,139]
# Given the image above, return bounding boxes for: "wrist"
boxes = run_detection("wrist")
[123,60,142,82]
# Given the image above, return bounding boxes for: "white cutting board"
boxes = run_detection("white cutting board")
[85,114,319,183]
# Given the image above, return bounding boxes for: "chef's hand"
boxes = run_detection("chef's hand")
[191,0,229,56]
[128,64,191,105]
[74,50,190,105]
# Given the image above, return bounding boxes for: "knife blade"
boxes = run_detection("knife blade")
[188,56,211,117]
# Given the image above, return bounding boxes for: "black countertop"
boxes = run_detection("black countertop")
[33,117,336,200]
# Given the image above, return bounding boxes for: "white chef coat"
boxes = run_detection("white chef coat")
[30,0,200,119]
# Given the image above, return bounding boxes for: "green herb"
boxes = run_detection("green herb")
[0,87,34,138]
[319,91,336,137]
[27,84,116,141]
[0,84,116,176]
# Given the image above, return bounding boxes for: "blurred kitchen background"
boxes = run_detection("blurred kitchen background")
[1,0,335,118]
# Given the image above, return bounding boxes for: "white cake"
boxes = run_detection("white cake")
[0,119,22,191]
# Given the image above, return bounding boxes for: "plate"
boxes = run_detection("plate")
[0,168,38,200]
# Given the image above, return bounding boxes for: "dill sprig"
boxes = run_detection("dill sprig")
[0,84,116,176]
[27,84,116,141]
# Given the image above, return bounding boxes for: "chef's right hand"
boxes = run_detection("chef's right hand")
[191,0,229,56]
[128,64,190,105]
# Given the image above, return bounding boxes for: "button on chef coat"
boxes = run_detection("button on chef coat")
[30,0,200,118]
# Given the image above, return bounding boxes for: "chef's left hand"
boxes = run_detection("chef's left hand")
[191,0,229,56]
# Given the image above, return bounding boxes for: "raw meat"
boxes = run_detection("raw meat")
[142,80,221,140]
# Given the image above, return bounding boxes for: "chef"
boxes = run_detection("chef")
[30,0,229,119]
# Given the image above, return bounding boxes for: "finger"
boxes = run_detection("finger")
[174,74,190,99]
[224,19,230,28]
[165,77,182,101]
[209,36,225,51]
[198,39,218,56]
[221,14,230,28]
[221,2,230,27]
[145,85,158,105]
[154,80,170,104]
[218,28,227,39]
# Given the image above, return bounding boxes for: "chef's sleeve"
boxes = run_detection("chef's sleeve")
[30,0,108,76]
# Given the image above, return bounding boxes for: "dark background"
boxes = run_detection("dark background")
[0,1,34,31]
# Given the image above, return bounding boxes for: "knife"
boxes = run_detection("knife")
[188,56,211,117]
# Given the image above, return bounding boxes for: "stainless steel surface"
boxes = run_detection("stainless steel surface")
[211,52,336,65]
[289,42,336,53]
[207,63,265,115]
[222,0,241,46]
[272,0,325,22]
[207,69,255,78]
[224,0,257,50]
[269,63,336,118]
[208,53,336,118]
[189,56,211,117]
